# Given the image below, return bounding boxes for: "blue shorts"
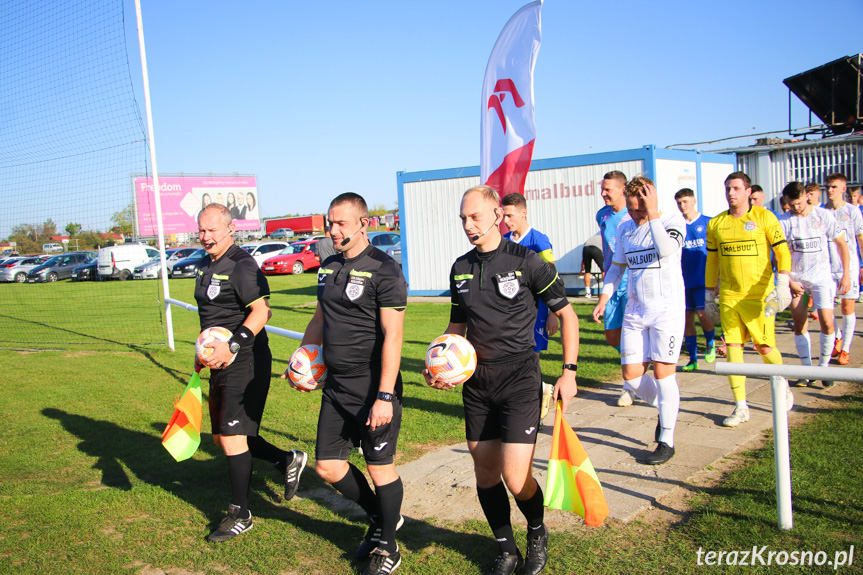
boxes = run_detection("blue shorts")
[533,302,550,352]
[604,288,627,332]
[685,287,706,311]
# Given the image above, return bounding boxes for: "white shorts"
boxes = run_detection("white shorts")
[800,278,837,309]
[833,272,860,300]
[620,308,685,365]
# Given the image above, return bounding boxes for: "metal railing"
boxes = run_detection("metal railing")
[714,362,863,530]
[165,297,304,341]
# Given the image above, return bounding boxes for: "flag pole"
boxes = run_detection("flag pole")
[134,0,175,350]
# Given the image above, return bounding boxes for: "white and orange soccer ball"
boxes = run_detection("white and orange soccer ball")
[287,344,327,391]
[195,326,236,367]
[425,334,477,385]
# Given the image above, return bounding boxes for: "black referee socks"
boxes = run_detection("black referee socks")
[226,450,252,517]
[374,477,404,553]
[477,482,518,555]
[515,481,545,532]
[332,462,379,518]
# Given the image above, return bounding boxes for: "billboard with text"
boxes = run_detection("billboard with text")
[134,175,260,235]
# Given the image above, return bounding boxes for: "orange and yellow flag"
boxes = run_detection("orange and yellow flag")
[161,369,203,462]
[543,402,609,526]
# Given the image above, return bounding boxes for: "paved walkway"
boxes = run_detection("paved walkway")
[394,299,859,529]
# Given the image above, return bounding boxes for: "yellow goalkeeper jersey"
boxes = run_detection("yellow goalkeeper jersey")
[706,205,791,301]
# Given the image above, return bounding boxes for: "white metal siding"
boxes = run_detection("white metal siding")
[701,162,736,217]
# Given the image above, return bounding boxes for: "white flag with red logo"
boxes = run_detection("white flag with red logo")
[480,0,542,200]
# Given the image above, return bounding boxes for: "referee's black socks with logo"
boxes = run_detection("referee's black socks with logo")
[332,462,379,518]
[227,450,252,518]
[515,480,545,538]
[477,481,518,555]
[248,435,288,466]
[375,477,403,553]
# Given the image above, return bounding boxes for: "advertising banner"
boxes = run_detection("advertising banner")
[134,176,260,235]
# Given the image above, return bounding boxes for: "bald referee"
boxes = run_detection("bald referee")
[425,185,580,575]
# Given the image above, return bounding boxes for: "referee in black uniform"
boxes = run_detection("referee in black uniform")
[424,186,580,575]
[195,204,307,543]
[284,193,407,575]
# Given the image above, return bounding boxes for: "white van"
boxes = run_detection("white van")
[98,244,160,280]
[42,243,64,253]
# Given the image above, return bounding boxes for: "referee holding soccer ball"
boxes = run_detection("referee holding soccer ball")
[194,203,307,543]
[424,185,580,575]
[287,193,407,575]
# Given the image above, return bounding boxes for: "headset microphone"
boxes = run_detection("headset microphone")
[203,229,233,249]
[340,220,367,246]
[470,211,500,242]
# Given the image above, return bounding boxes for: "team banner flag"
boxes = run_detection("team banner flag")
[161,367,203,462]
[480,0,542,199]
[544,402,610,526]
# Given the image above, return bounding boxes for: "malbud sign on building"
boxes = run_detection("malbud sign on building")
[480,0,542,199]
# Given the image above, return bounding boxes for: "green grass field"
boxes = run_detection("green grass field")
[0,274,860,574]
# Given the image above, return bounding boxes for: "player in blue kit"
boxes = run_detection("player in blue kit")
[596,171,635,407]
[501,193,558,422]
[674,188,717,371]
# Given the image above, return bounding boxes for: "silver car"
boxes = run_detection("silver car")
[0,256,49,283]
[133,247,200,280]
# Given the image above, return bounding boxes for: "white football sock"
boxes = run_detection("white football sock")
[794,333,812,366]
[656,375,680,447]
[842,313,856,353]
[623,373,658,407]
[820,332,836,366]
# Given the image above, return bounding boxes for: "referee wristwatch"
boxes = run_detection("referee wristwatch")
[377,391,394,402]
[562,363,578,373]
[229,341,241,354]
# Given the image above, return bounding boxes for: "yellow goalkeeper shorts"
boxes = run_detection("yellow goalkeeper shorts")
[720,298,776,348]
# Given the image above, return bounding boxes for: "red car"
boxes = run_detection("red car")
[261,240,320,275]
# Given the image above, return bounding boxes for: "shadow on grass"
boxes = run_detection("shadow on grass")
[41,407,497,567]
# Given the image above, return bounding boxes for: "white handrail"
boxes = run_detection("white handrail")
[165,297,304,341]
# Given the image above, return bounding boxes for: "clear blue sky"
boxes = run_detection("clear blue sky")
[126,0,863,219]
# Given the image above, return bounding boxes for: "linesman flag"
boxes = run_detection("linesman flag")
[161,367,203,462]
[480,0,542,199]
[544,402,610,526]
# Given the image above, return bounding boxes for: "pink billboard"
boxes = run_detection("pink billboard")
[134,175,260,235]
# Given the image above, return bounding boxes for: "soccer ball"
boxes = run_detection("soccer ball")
[195,326,236,367]
[287,344,327,391]
[425,334,477,385]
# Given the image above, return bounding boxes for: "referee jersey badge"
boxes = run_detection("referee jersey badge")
[345,275,366,301]
[495,271,519,299]
[206,278,221,300]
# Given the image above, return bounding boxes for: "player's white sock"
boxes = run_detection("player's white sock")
[736,400,748,410]
[820,332,836,366]
[656,375,680,447]
[794,333,812,366]
[842,314,856,353]
[623,373,658,407]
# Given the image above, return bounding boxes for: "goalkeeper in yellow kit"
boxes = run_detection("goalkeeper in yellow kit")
[705,172,797,427]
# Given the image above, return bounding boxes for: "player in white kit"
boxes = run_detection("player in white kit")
[592,177,685,465]
[826,172,863,365]
[778,182,850,387]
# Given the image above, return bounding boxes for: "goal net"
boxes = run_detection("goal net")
[0,0,165,349]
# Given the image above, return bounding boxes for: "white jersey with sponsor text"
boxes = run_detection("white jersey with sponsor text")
[612,211,686,314]
[778,206,844,284]
[828,202,863,277]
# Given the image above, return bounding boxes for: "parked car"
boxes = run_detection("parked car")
[70,259,100,282]
[169,249,208,278]
[0,257,42,283]
[269,228,294,240]
[368,231,402,265]
[97,244,160,280]
[133,247,200,280]
[26,252,96,283]
[240,241,290,267]
[42,243,64,253]
[261,240,320,275]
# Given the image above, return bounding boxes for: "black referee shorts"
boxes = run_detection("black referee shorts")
[208,346,272,437]
[316,369,403,465]
[462,350,541,444]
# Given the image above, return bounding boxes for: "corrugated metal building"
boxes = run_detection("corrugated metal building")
[722,133,863,211]
[397,146,735,296]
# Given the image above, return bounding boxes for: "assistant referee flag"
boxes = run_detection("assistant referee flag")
[161,368,203,462]
[544,402,610,526]
[480,0,541,200]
